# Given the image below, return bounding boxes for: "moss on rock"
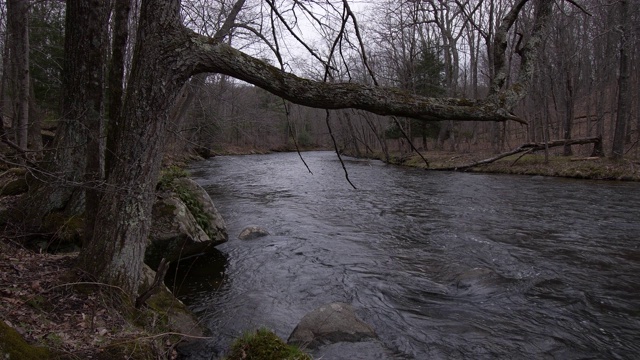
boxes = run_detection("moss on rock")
[0,320,52,359]
[226,328,311,360]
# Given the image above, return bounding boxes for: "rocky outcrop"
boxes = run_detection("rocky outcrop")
[146,178,227,268]
[288,302,376,349]
[238,226,270,240]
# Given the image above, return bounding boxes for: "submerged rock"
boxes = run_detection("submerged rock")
[313,340,395,360]
[288,302,376,349]
[238,226,270,240]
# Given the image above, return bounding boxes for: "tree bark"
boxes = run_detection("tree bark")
[611,0,630,160]
[20,0,109,227]
[78,1,191,294]
[28,79,43,154]
[6,0,30,150]
[106,0,131,176]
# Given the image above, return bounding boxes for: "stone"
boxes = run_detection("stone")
[173,177,228,244]
[146,193,212,268]
[313,340,395,360]
[238,226,270,240]
[146,177,228,268]
[288,302,376,349]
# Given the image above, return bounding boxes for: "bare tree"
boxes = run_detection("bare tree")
[611,0,631,159]
[5,0,29,150]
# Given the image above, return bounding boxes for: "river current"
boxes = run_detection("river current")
[171,151,640,359]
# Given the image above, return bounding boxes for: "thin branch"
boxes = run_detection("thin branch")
[391,116,430,168]
[564,0,592,16]
[325,110,357,189]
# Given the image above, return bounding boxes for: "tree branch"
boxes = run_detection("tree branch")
[189,38,525,124]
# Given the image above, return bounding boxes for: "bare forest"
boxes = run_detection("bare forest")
[0,1,639,357]
[0,0,638,315]
[2,1,638,163]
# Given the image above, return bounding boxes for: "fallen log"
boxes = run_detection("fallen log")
[570,157,601,162]
[438,136,602,171]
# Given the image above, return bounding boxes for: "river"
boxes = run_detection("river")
[171,151,640,359]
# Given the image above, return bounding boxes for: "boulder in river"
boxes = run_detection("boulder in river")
[173,177,228,243]
[288,302,376,349]
[146,178,228,268]
[449,267,514,295]
[238,226,270,240]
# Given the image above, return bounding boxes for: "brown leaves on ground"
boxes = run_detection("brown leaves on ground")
[0,238,173,359]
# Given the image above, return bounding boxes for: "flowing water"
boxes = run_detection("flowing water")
[171,151,640,359]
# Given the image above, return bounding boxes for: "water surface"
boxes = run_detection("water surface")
[173,151,640,359]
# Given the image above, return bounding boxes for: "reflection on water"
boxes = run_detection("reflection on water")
[176,151,640,359]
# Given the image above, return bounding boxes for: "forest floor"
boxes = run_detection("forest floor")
[0,236,188,359]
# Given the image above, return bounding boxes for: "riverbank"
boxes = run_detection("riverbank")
[205,146,640,181]
[0,237,208,359]
[388,150,640,181]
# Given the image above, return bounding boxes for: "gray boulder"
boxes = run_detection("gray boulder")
[146,180,227,268]
[147,194,209,268]
[313,341,395,360]
[238,226,270,240]
[288,302,376,349]
[173,177,227,243]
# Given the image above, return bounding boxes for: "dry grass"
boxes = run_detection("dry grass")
[392,151,640,181]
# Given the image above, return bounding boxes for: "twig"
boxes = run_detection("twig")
[510,148,534,166]
[135,258,170,309]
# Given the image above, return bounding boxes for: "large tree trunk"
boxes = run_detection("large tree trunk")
[7,0,30,150]
[78,1,191,294]
[105,0,131,176]
[21,0,109,226]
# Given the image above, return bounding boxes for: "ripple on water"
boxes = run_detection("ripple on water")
[179,152,640,359]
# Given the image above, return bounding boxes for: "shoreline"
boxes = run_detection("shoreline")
[204,147,640,182]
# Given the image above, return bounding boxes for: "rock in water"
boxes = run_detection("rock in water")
[238,226,270,240]
[146,194,210,268]
[288,302,376,349]
[173,178,228,243]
